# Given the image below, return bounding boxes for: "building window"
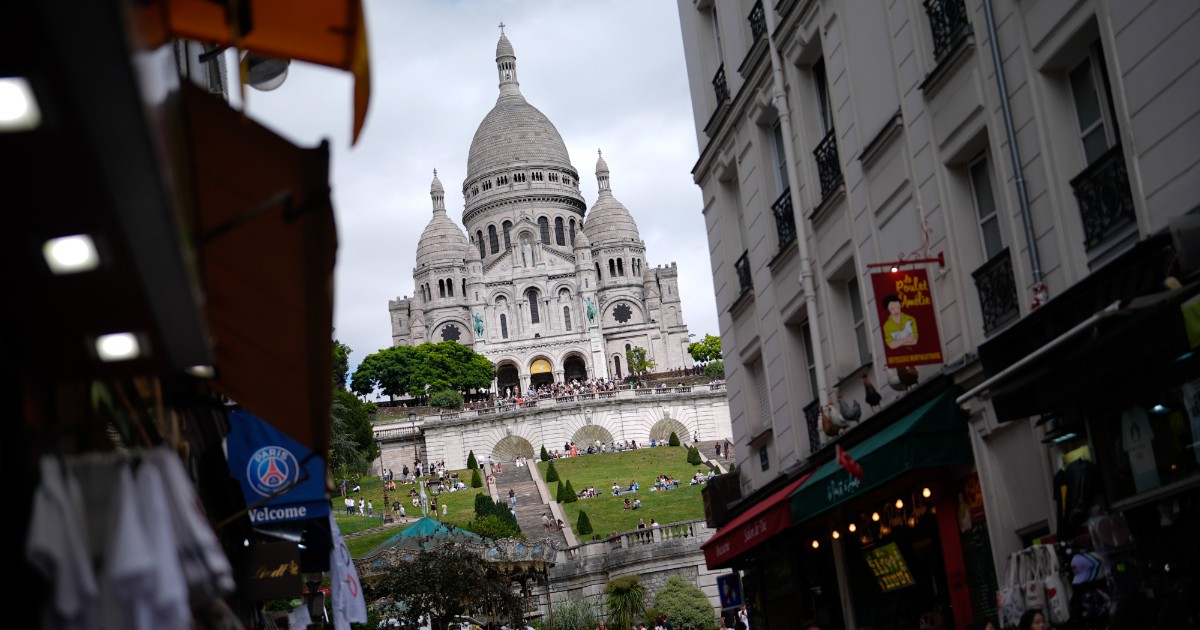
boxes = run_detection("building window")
[771,120,789,194]
[569,219,576,245]
[447,279,454,297]
[527,289,540,323]
[438,279,446,298]
[488,225,499,254]
[609,259,616,277]
[802,322,819,399]
[814,59,833,135]
[476,231,485,259]
[564,306,572,331]
[555,217,566,245]
[503,221,513,250]
[848,277,871,366]
[1070,45,1118,167]
[613,355,623,378]
[462,279,466,296]
[710,7,723,66]
[751,359,771,431]
[595,262,601,279]
[539,217,551,244]
[759,445,770,472]
[969,156,1003,260]
[500,313,508,339]
[617,259,625,276]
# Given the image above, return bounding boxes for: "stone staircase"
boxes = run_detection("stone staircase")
[492,463,568,547]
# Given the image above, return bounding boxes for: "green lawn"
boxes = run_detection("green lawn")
[332,469,488,528]
[347,523,410,558]
[536,447,708,538]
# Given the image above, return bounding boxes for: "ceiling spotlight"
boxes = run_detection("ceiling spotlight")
[96,332,140,362]
[43,234,99,274]
[186,365,216,378]
[832,530,840,540]
[1151,404,1168,414]
[848,523,857,533]
[922,487,932,499]
[811,540,820,549]
[895,499,904,509]
[0,77,41,131]
[890,265,899,273]
[871,512,880,522]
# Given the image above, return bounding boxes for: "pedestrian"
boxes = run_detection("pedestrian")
[344,496,354,515]
[358,498,364,515]
[367,500,373,516]
[738,605,750,630]
[542,513,551,531]
[509,488,516,510]
[399,505,406,518]
[441,502,447,517]
[1017,610,1048,630]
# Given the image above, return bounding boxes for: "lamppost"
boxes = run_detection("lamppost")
[409,411,418,463]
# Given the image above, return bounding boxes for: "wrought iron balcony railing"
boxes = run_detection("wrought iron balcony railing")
[804,400,822,455]
[923,0,971,59]
[735,250,752,295]
[813,128,842,201]
[1070,144,1135,250]
[748,0,767,41]
[971,248,1019,334]
[771,189,796,250]
[713,64,730,104]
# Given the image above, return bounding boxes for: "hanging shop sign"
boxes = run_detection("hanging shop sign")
[870,268,944,368]
[864,541,916,592]
[226,409,330,524]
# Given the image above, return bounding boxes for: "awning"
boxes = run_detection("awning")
[186,82,336,454]
[701,471,815,569]
[790,389,970,522]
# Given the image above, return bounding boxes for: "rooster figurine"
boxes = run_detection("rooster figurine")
[836,391,862,424]
[862,373,882,410]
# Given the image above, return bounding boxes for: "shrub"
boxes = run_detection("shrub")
[576,510,593,535]
[687,447,702,465]
[564,480,578,503]
[541,445,550,461]
[470,468,482,488]
[467,450,478,470]
[429,389,464,409]
[649,575,715,630]
[545,459,560,482]
[546,597,600,630]
[668,432,680,447]
[460,514,523,540]
[728,461,736,472]
[556,480,567,503]
[605,575,647,630]
[703,360,725,381]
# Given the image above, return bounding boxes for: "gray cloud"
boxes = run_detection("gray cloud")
[235,1,717,373]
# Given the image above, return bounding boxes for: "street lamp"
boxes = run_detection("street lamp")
[409,411,418,463]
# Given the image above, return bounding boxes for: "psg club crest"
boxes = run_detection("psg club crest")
[246,446,300,497]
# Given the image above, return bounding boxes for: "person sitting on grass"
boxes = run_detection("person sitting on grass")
[632,498,642,510]
[624,498,632,510]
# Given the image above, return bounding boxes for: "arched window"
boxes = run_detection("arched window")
[614,355,623,378]
[462,279,466,296]
[564,306,572,331]
[554,217,565,245]
[425,284,430,302]
[438,279,446,298]
[595,262,601,279]
[609,259,616,277]
[538,217,550,244]
[476,231,485,259]
[500,314,508,339]
[447,279,454,297]
[526,289,540,323]
[503,221,513,250]
[488,225,499,254]
[569,219,576,245]
[617,259,625,276]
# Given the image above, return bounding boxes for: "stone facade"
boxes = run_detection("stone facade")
[389,30,695,392]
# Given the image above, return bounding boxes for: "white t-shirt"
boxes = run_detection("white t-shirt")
[27,456,98,629]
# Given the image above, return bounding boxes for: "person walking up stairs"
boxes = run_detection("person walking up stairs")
[490,459,568,547]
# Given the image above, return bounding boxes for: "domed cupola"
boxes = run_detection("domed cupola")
[584,150,641,245]
[416,169,469,267]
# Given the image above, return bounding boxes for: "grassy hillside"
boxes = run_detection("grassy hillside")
[332,468,487,530]
[536,447,708,537]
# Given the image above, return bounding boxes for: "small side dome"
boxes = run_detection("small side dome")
[584,150,641,245]
[573,226,592,249]
[416,169,469,267]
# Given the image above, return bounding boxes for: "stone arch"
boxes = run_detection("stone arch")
[648,418,689,444]
[528,355,554,388]
[492,435,535,462]
[571,425,614,449]
[496,360,520,395]
[560,351,588,382]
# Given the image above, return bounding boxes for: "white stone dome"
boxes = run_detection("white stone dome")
[584,151,641,245]
[416,170,469,267]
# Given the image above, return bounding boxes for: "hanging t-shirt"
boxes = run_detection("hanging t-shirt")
[135,456,191,630]
[1121,407,1160,493]
[26,456,98,629]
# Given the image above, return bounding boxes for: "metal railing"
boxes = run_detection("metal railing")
[748,0,766,41]
[771,189,797,250]
[923,0,971,59]
[813,128,842,201]
[735,250,753,294]
[558,519,709,561]
[713,64,730,104]
[971,248,1020,334]
[1070,144,1135,250]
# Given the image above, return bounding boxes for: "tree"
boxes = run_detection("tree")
[470,468,483,488]
[540,445,550,461]
[648,575,715,630]
[564,480,578,503]
[329,389,377,479]
[556,480,567,503]
[687,447,702,465]
[365,542,524,630]
[625,346,655,384]
[686,334,722,364]
[668,432,681,447]
[544,459,559,482]
[703,360,725,381]
[576,510,594,536]
[332,339,351,391]
[605,575,647,630]
[467,451,479,470]
[429,389,463,409]
[352,342,495,399]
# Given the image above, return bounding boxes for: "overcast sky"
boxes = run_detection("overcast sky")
[235,1,716,375]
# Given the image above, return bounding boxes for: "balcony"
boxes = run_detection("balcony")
[771,189,796,250]
[971,248,1019,335]
[923,0,970,60]
[813,128,842,201]
[748,0,766,41]
[804,400,822,455]
[1070,144,1136,250]
[712,64,730,104]
[735,250,753,295]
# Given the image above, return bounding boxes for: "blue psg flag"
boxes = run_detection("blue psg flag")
[226,409,330,524]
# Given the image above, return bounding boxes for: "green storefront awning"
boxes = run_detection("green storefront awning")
[790,389,971,522]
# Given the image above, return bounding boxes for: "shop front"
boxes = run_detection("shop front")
[960,233,1200,628]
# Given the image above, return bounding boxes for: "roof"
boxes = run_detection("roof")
[467,95,572,180]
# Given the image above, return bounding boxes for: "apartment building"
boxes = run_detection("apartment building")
[681,0,1200,628]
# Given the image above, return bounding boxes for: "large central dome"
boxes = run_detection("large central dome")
[465,31,573,181]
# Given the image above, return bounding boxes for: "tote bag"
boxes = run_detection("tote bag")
[996,552,1025,629]
[1040,545,1071,625]
[1021,548,1046,612]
